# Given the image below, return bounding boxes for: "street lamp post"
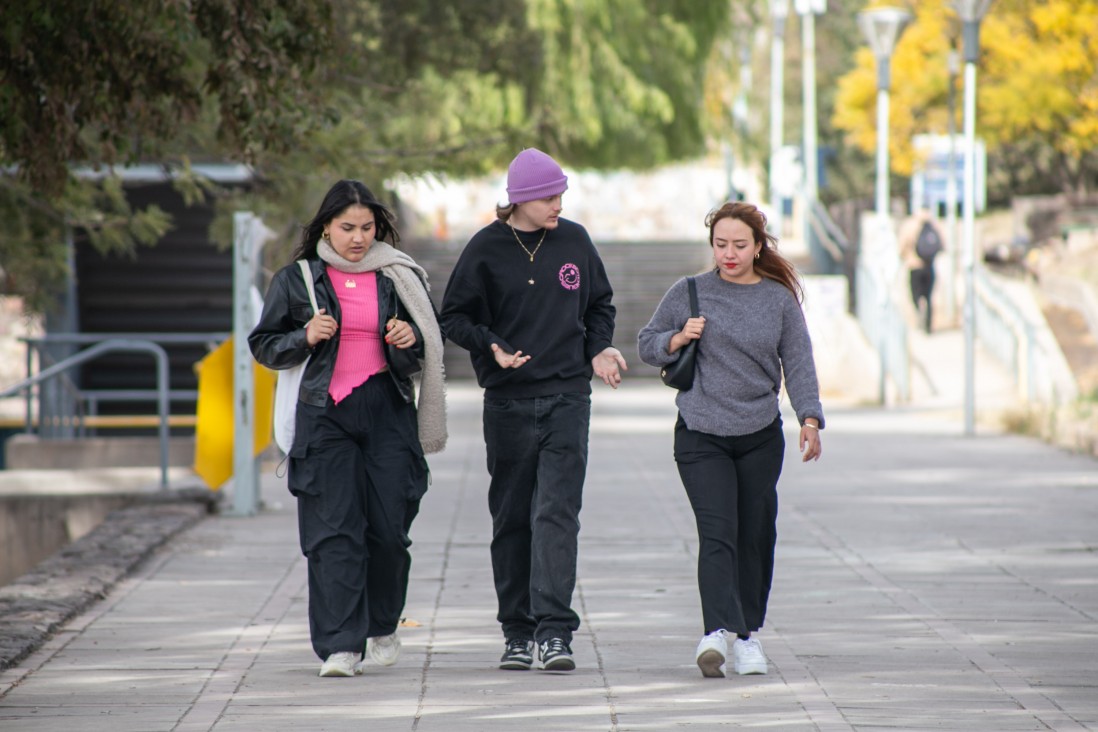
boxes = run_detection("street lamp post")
[859,8,911,220]
[953,0,992,436]
[859,6,912,405]
[769,0,789,237]
[945,48,960,324]
[794,0,824,266]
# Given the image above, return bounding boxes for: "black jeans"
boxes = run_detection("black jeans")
[909,266,935,334]
[483,392,591,644]
[291,376,427,660]
[674,415,785,637]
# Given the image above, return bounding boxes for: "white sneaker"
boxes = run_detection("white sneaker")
[695,629,729,678]
[368,632,401,667]
[732,636,768,675]
[319,651,361,677]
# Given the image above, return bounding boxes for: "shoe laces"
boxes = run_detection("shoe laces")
[327,651,356,665]
[506,638,531,653]
[542,638,569,654]
[739,637,763,654]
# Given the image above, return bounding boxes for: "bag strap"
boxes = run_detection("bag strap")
[687,276,699,318]
[296,260,319,314]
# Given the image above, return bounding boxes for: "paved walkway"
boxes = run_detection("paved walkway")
[2,372,1097,731]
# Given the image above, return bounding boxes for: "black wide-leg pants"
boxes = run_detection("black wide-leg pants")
[289,376,426,660]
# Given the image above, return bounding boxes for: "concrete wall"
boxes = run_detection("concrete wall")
[4,435,195,470]
[0,491,146,586]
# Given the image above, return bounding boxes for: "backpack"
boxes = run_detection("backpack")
[915,221,942,263]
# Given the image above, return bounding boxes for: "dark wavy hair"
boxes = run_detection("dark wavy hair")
[705,201,803,303]
[291,179,400,260]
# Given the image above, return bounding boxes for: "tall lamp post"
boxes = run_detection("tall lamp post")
[859,6,911,405]
[945,48,960,324]
[794,0,824,265]
[859,8,911,221]
[769,0,789,237]
[953,0,992,436]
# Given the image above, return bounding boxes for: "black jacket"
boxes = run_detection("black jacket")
[248,258,425,405]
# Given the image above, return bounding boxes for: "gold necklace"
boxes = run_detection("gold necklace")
[509,224,547,262]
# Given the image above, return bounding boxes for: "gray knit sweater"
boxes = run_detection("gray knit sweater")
[638,271,825,436]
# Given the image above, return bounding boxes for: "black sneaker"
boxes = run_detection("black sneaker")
[499,638,534,670]
[538,638,575,671]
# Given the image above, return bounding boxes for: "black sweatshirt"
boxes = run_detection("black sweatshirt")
[440,218,617,398]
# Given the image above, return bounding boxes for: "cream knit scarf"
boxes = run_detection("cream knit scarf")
[318,238,447,454]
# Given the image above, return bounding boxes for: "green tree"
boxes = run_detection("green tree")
[0,0,334,310]
[1,0,731,310]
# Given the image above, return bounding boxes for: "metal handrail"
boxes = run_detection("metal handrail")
[809,200,849,264]
[0,339,173,488]
[20,332,228,435]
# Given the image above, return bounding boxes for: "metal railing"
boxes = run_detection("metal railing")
[854,259,911,402]
[1,340,171,487]
[974,271,1077,405]
[21,333,228,436]
[2,332,230,488]
[808,199,850,266]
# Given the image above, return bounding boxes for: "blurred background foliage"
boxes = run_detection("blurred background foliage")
[1,0,1096,312]
[833,0,1098,200]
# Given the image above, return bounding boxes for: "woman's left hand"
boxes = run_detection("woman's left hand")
[385,319,417,349]
[799,423,822,462]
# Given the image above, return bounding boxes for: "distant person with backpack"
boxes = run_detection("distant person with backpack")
[900,211,944,334]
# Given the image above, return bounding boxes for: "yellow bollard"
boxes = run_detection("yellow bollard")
[193,337,275,489]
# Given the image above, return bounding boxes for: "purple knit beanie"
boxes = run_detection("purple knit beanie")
[506,148,569,204]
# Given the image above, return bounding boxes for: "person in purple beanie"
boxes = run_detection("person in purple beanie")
[440,148,627,672]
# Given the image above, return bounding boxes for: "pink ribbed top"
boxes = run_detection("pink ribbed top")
[327,268,387,404]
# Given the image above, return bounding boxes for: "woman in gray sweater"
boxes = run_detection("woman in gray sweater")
[638,201,824,679]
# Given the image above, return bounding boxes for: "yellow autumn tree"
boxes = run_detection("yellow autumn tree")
[833,0,1098,195]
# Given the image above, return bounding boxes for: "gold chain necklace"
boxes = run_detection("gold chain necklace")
[509,224,547,262]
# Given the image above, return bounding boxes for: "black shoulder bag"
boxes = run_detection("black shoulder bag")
[660,276,699,390]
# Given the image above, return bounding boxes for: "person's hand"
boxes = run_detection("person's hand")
[385,318,417,349]
[592,347,628,389]
[799,422,822,462]
[305,308,338,347]
[669,316,706,353]
[491,343,531,369]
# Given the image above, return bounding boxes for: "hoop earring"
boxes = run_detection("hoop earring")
[322,230,331,244]
[754,251,761,260]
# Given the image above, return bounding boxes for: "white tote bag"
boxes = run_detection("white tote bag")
[273,260,318,454]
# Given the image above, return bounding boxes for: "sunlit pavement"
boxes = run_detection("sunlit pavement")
[1,379,1096,731]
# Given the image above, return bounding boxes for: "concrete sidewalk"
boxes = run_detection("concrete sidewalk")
[1,381,1097,731]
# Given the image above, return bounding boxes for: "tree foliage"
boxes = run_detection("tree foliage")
[0,0,333,310]
[832,0,1098,202]
[0,0,730,310]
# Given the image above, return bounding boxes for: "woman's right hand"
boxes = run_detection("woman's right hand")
[305,308,338,347]
[668,316,705,354]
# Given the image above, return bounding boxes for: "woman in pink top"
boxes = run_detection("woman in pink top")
[250,180,447,678]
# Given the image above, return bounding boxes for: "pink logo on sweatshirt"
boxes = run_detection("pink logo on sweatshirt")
[559,263,580,290]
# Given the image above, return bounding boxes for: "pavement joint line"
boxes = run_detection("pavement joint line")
[575,578,620,731]
[173,553,306,732]
[0,536,179,699]
[955,537,1098,624]
[767,629,854,731]
[412,449,470,732]
[786,504,1092,731]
